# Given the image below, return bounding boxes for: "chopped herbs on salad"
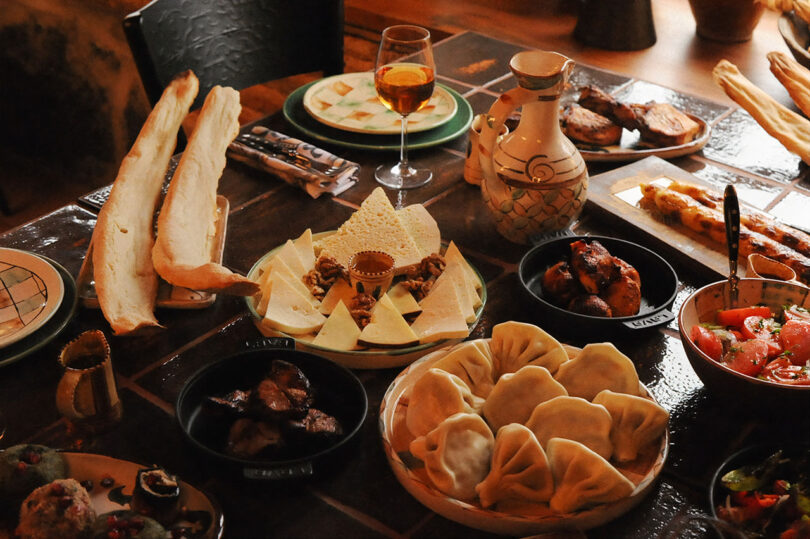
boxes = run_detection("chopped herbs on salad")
[691,305,810,385]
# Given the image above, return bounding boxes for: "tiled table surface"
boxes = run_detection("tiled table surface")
[2,31,810,538]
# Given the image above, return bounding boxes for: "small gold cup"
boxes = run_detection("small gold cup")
[348,251,395,299]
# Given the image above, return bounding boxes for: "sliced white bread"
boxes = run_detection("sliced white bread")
[423,259,477,323]
[358,293,419,348]
[410,277,470,343]
[396,204,441,258]
[319,278,355,315]
[445,241,481,292]
[312,300,361,350]
[316,187,423,273]
[386,282,422,317]
[292,228,316,272]
[263,274,326,335]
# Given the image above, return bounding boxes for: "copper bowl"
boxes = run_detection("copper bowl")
[678,278,810,405]
[779,11,810,70]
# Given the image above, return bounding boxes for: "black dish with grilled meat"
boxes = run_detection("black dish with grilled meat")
[519,235,678,338]
[176,339,367,479]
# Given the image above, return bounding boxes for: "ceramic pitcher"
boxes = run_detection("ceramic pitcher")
[478,50,588,245]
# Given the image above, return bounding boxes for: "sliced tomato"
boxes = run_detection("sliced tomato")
[716,306,774,328]
[761,356,810,385]
[784,304,810,323]
[741,316,783,358]
[691,325,723,360]
[780,320,810,366]
[723,339,769,377]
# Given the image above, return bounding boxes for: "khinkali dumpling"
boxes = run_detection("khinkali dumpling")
[410,413,494,500]
[475,424,554,508]
[432,340,495,398]
[406,368,485,438]
[482,366,567,431]
[524,396,613,459]
[553,342,641,400]
[592,389,669,463]
[490,321,568,377]
[546,437,635,514]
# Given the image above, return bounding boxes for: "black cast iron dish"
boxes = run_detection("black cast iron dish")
[176,338,367,480]
[519,235,679,337]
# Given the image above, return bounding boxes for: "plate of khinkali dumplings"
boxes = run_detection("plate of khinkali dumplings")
[379,321,669,535]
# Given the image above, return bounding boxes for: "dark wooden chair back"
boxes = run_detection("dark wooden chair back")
[123,0,345,110]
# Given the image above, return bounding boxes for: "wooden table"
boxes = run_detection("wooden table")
[2,3,810,538]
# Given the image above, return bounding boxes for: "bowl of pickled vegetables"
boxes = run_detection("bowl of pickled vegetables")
[710,443,810,538]
[679,278,810,403]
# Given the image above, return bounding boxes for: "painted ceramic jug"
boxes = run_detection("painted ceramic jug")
[479,50,588,244]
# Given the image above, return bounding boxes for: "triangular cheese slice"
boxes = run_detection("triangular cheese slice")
[312,300,361,350]
[410,278,469,343]
[358,293,419,348]
[316,187,423,272]
[387,282,422,317]
[256,257,319,315]
[445,241,481,292]
[319,278,355,315]
[263,274,325,335]
[275,239,308,278]
[423,259,476,323]
[396,204,440,258]
[292,228,316,272]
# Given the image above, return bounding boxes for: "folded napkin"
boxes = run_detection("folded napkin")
[227,127,359,198]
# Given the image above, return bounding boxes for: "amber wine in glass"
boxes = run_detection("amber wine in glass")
[374,25,436,189]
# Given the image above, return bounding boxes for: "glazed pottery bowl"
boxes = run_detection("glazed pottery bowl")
[678,279,810,405]
[779,12,810,70]
[519,235,678,339]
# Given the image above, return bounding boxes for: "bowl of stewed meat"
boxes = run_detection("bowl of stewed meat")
[679,278,810,404]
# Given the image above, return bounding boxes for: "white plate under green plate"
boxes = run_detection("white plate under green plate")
[283,81,473,151]
[379,341,669,536]
[60,452,223,538]
[302,72,458,135]
[0,248,64,349]
[245,231,486,370]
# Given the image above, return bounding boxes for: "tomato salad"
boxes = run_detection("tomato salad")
[691,304,810,385]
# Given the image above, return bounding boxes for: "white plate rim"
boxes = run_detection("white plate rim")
[379,340,669,535]
[302,72,458,135]
[0,248,65,349]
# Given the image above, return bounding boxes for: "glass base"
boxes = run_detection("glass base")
[374,163,433,190]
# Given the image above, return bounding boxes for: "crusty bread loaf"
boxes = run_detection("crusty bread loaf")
[152,85,259,296]
[396,204,441,257]
[92,71,199,335]
[316,187,424,272]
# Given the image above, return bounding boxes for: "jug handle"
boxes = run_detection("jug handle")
[478,86,538,187]
[56,370,88,420]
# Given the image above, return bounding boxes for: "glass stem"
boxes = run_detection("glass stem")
[399,114,409,173]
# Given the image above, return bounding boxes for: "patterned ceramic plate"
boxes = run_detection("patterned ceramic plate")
[244,232,486,370]
[0,248,64,349]
[380,340,669,535]
[60,452,223,538]
[302,72,457,135]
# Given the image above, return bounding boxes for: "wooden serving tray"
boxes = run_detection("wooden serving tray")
[586,156,746,281]
[77,195,229,309]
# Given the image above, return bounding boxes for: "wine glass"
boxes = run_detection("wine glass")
[374,25,436,189]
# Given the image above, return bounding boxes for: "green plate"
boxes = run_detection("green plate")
[283,81,473,151]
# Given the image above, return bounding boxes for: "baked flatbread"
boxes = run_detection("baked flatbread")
[713,59,810,164]
[152,85,259,296]
[92,71,199,335]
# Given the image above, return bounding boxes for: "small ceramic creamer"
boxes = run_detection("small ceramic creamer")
[479,50,588,244]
